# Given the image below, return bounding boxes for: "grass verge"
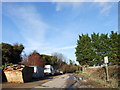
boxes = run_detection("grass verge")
[79,71,119,88]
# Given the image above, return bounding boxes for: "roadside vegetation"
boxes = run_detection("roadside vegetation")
[75,31,119,88]
[1,43,24,68]
[1,43,78,73]
[75,31,120,66]
[78,65,119,88]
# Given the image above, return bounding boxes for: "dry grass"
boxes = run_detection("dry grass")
[82,65,119,88]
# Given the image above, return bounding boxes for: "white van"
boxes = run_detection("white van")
[29,66,44,78]
[44,65,55,75]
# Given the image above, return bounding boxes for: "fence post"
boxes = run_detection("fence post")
[105,63,109,82]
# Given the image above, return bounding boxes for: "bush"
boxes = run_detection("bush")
[61,64,77,73]
[2,63,13,69]
[23,51,45,67]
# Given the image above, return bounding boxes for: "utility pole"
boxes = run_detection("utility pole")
[104,56,109,82]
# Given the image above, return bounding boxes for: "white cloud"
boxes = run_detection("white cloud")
[101,5,111,14]
[54,1,114,15]
[54,2,82,11]
[58,45,77,50]
[3,4,49,52]
[96,2,112,15]
[41,45,76,54]
[3,3,78,60]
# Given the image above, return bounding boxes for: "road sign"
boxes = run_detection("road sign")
[104,56,109,81]
[104,56,108,63]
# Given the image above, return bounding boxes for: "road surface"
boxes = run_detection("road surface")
[33,74,69,88]
[2,73,108,89]
[2,74,70,88]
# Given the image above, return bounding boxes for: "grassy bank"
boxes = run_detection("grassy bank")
[78,65,119,88]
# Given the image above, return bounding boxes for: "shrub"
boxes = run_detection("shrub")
[23,51,46,67]
[61,64,77,73]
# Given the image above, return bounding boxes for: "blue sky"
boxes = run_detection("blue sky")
[2,2,118,64]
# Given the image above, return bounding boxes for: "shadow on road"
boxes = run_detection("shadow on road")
[30,77,53,82]
[30,74,62,82]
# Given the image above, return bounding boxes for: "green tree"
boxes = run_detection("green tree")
[91,33,110,65]
[1,43,24,65]
[40,54,52,65]
[91,32,101,65]
[12,43,24,64]
[51,52,66,70]
[41,52,67,70]
[75,34,95,66]
[75,31,119,66]
[2,43,13,64]
[69,59,73,65]
[109,31,119,65]
[99,33,109,57]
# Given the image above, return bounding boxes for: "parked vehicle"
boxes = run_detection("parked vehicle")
[55,70,60,75]
[59,70,64,74]
[29,66,44,78]
[55,70,64,75]
[44,65,55,75]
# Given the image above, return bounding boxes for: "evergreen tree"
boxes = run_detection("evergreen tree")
[75,34,94,66]
[69,59,73,65]
[99,33,110,64]
[12,43,24,64]
[109,31,119,65]
[2,43,13,64]
[1,43,24,65]
[91,33,101,65]
[75,31,119,66]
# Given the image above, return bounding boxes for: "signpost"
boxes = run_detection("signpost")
[104,56,108,64]
[104,56,109,82]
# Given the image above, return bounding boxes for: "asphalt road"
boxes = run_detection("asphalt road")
[33,74,69,88]
[2,73,108,89]
[2,74,70,88]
